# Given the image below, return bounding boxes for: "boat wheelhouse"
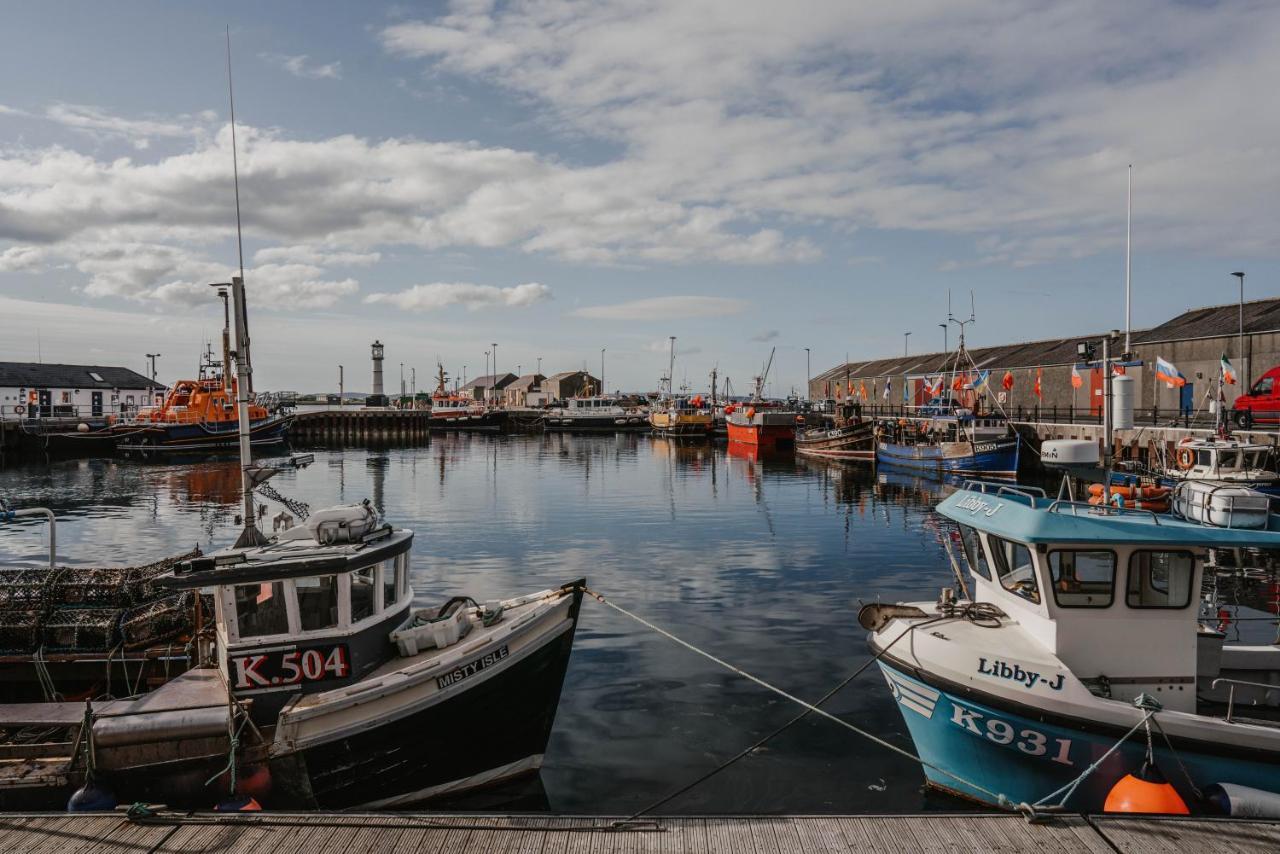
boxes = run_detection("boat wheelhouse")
[543,396,648,433]
[862,481,1280,813]
[649,396,713,438]
[796,401,874,460]
[1160,435,1280,495]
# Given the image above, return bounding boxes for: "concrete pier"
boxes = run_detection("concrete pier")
[290,410,433,445]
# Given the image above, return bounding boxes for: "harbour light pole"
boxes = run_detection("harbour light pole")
[804,347,811,400]
[145,353,161,383]
[537,356,542,375]
[1233,271,1246,387]
[601,348,606,395]
[492,342,498,403]
[939,323,947,355]
[904,331,912,357]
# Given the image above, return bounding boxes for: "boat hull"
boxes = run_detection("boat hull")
[876,436,1019,477]
[878,658,1280,812]
[725,420,795,449]
[543,415,648,433]
[114,415,292,451]
[271,584,585,809]
[429,410,506,432]
[796,423,875,460]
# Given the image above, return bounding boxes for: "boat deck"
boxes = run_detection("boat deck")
[1,811,1278,853]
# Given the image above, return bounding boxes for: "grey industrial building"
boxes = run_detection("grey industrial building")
[810,297,1280,418]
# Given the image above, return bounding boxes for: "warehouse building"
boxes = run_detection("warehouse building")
[0,362,163,421]
[810,297,1280,418]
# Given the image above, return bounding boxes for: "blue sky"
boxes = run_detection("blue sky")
[1,1,1277,395]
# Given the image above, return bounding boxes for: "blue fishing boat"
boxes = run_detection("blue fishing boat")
[860,477,1280,816]
[875,415,1020,478]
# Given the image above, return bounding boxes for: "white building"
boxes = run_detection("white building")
[0,362,164,421]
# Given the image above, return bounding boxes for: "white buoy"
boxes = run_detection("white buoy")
[77,423,90,433]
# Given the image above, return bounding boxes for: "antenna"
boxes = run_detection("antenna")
[225,27,253,393]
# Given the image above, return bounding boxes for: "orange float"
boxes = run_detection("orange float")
[1087,483,1170,500]
[1103,763,1190,815]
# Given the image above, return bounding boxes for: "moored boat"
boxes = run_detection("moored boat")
[874,416,1019,477]
[427,364,506,431]
[725,403,798,450]
[649,396,713,438]
[543,396,648,433]
[796,401,874,460]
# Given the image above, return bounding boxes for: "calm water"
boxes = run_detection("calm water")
[0,435,977,813]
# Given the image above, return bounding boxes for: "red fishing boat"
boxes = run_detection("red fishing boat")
[428,364,505,431]
[723,347,798,450]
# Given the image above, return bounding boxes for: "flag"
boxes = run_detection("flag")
[1002,370,1014,391]
[883,375,892,400]
[951,375,964,391]
[1034,367,1042,399]
[1112,364,1125,376]
[1221,354,1237,385]
[835,384,843,400]
[927,376,943,397]
[974,370,990,393]
[859,380,868,400]
[1155,356,1186,389]
[903,376,910,402]
[847,380,854,397]
[1070,364,1083,389]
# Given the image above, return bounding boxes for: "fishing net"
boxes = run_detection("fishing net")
[46,566,133,608]
[0,569,50,611]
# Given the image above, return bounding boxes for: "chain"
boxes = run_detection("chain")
[255,484,310,519]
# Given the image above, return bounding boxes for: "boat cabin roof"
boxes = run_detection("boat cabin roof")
[164,527,413,589]
[937,482,1280,548]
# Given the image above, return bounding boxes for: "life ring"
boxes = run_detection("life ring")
[1175,447,1195,470]
[13,404,24,415]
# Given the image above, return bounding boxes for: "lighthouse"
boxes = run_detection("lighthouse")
[367,340,388,407]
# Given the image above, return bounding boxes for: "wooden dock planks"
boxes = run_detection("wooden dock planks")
[0,812,1278,853]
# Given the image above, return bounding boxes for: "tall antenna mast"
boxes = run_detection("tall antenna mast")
[226,27,253,394]
[1124,165,1132,355]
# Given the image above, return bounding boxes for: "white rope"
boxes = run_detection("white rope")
[587,589,1016,809]
[1033,708,1154,809]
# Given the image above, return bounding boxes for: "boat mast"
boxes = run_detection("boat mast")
[226,28,252,395]
[218,288,232,392]
[710,365,718,407]
[667,336,676,399]
[1124,165,1132,356]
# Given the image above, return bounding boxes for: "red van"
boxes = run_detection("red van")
[1232,366,1280,426]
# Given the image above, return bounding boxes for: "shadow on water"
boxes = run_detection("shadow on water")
[0,435,1014,813]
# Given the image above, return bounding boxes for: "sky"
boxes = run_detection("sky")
[1,0,1277,396]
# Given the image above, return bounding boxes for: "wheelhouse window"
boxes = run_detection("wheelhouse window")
[1126,551,1195,609]
[234,581,289,638]
[381,560,398,610]
[957,525,992,580]
[987,534,1040,604]
[350,566,376,623]
[1048,550,1115,608]
[297,575,339,631]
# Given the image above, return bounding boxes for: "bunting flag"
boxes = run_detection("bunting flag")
[1155,356,1186,389]
[974,370,990,393]
[1034,367,1043,399]
[927,376,943,397]
[1112,364,1126,376]
[1221,354,1237,385]
[847,380,854,396]
[951,375,964,391]
[1002,370,1014,391]
[883,375,892,400]
[1070,364,1083,389]
[859,380,868,400]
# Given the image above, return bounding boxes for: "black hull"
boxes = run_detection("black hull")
[429,412,507,432]
[544,417,648,433]
[280,591,583,809]
[113,416,292,452]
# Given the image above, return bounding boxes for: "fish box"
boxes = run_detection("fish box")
[390,606,472,656]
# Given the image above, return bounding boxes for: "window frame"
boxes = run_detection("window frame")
[1046,548,1117,609]
[295,573,342,633]
[957,524,992,580]
[1125,549,1197,610]
[349,565,378,625]
[986,533,1041,605]
[230,580,291,640]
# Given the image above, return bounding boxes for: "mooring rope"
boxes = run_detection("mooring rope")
[584,587,1020,813]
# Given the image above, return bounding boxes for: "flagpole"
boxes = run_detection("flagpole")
[1125,165,1132,355]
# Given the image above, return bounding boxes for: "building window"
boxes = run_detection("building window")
[1049,550,1115,608]
[987,534,1040,604]
[60,391,72,404]
[297,575,339,630]
[234,582,289,638]
[1127,551,1195,609]
[350,566,376,622]
[957,524,992,580]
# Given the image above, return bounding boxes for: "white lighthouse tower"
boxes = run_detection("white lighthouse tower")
[368,340,388,406]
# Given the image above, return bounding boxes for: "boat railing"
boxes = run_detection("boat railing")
[958,480,1046,502]
[1044,499,1163,524]
[0,500,56,568]
[1211,677,1280,723]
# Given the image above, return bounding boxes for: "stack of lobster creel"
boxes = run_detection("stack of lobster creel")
[1086,482,1170,513]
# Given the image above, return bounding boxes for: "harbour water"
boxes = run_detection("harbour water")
[2,435,1273,815]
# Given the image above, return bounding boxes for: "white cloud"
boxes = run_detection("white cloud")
[253,245,381,267]
[381,1,1280,264]
[750,329,780,343]
[572,295,750,320]
[0,245,51,272]
[261,53,343,80]
[365,281,551,311]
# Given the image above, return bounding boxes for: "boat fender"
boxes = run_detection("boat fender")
[214,795,262,812]
[1175,447,1195,470]
[67,780,117,812]
[1103,761,1189,815]
[746,407,756,419]
[1204,782,1280,819]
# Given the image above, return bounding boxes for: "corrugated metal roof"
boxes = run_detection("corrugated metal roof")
[459,372,517,391]
[0,362,160,389]
[506,373,545,390]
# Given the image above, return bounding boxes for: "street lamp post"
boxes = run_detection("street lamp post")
[492,343,498,404]
[145,353,161,383]
[601,348,606,395]
[804,347,811,400]
[904,332,912,357]
[938,323,947,355]
[1233,271,1246,387]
